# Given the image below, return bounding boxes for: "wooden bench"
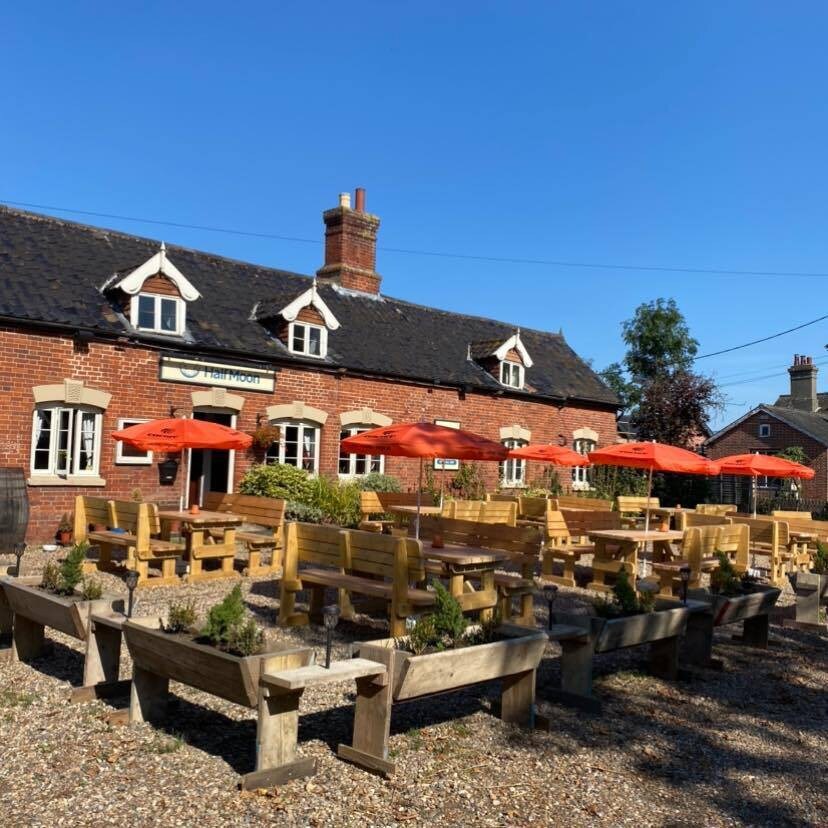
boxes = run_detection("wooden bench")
[517,495,548,523]
[358,491,424,532]
[74,496,184,587]
[203,492,285,576]
[541,509,622,587]
[674,511,730,532]
[551,495,613,512]
[616,496,660,528]
[729,517,790,585]
[696,503,737,516]
[650,524,730,597]
[772,509,813,519]
[278,523,435,635]
[415,515,540,624]
[443,500,517,526]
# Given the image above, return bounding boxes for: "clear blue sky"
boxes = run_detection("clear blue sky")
[3,2,828,429]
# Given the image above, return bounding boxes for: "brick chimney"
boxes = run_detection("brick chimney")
[316,188,382,294]
[788,354,819,412]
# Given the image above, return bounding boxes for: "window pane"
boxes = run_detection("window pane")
[138,295,156,329]
[338,428,351,474]
[57,409,72,473]
[301,427,316,471]
[308,327,322,355]
[291,325,306,352]
[283,425,299,466]
[77,412,97,472]
[33,409,52,471]
[160,298,178,332]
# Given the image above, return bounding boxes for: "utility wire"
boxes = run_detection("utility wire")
[4,197,828,279]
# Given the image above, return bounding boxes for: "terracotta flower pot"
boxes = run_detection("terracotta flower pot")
[431,534,444,549]
[189,504,200,515]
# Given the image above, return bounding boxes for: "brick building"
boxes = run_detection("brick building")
[0,189,619,541]
[706,355,828,505]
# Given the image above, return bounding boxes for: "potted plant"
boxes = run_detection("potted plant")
[56,513,72,546]
[338,582,547,776]
[786,542,828,631]
[1,541,123,661]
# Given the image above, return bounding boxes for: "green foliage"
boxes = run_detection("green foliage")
[79,576,103,601]
[404,581,469,653]
[595,569,654,617]
[450,462,486,500]
[43,542,89,595]
[165,598,198,634]
[407,614,437,655]
[527,467,563,497]
[590,466,649,502]
[285,501,326,523]
[305,476,361,528]
[40,560,60,592]
[57,513,72,533]
[422,464,441,505]
[710,551,741,596]
[812,542,828,575]
[776,446,808,464]
[239,463,313,502]
[202,585,246,646]
[359,473,401,493]
[599,362,635,411]
[226,618,264,656]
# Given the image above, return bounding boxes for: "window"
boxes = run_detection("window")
[289,322,326,358]
[499,361,524,389]
[30,406,102,478]
[759,424,771,438]
[339,426,384,477]
[265,421,320,472]
[572,437,596,490]
[132,292,183,335]
[500,438,527,487]
[115,418,153,464]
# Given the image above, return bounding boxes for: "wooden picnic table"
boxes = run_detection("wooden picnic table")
[424,544,509,621]
[586,529,685,593]
[158,510,242,583]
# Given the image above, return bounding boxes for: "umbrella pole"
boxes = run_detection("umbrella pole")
[752,475,757,519]
[180,451,187,511]
[415,457,423,540]
[644,466,653,533]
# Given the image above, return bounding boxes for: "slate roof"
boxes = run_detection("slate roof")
[0,205,618,407]
[774,392,828,413]
[706,403,828,447]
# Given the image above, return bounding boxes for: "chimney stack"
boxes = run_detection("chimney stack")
[788,354,818,412]
[316,188,381,294]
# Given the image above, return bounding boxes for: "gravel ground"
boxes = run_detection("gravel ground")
[0,547,826,827]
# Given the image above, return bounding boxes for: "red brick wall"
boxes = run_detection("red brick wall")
[141,274,181,297]
[0,326,618,541]
[707,410,828,501]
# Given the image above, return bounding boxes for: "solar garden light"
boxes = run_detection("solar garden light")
[540,583,558,630]
[124,568,140,617]
[679,564,691,605]
[12,542,25,577]
[322,604,340,668]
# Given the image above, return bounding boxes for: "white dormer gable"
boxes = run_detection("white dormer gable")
[109,243,201,301]
[278,282,340,330]
[494,330,533,368]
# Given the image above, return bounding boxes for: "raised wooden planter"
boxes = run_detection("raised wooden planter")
[548,603,694,711]
[0,575,123,661]
[337,627,548,776]
[683,585,781,669]
[785,572,828,632]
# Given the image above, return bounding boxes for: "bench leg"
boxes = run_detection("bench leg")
[308,585,325,624]
[479,570,495,623]
[649,636,680,681]
[500,668,536,726]
[136,560,150,586]
[188,557,203,583]
[742,613,770,648]
[72,621,130,703]
[681,612,715,669]
[13,615,45,662]
[160,557,178,585]
[559,638,594,699]
[221,554,235,577]
[129,666,169,724]
[242,687,315,789]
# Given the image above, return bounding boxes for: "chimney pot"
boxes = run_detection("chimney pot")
[354,187,366,212]
[338,192,351,209]
[788,354,819,412]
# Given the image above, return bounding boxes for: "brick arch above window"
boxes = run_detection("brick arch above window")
[339,407,392,428]
[499,424,531,442]
[573,426,598,443]
[32,379,111,410]
[266,401,328,426]
[191,388,244,412]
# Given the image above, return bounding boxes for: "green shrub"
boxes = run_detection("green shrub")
[202,585,246,645]
[239,463,313,502]
[226,618,264,656]
[432,580,467,643]
[285,501,326,523]
[54,542,88,595]
[710,551,741,595]
[41,560,60,592]
[359,473,401,493]
[80,576,103,601]
[450,463,486,500]
[306,477,361,527]
[595,569,655,617]
[812,542,828,575]
[165,598,198,634]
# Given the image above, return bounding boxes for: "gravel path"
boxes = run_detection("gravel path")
[0,548,826,827]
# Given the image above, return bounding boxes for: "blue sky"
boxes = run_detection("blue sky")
[3,2,828,429]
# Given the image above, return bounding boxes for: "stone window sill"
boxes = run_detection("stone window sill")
[27,476,107,487]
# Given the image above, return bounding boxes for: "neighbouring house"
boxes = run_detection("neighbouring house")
[706,354,828,506]
[0,189,619,541]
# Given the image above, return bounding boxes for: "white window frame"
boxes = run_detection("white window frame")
[30,405,103,479]
[264,420,321,473]
[130,292,185,335]
[572,437,596,490]
[499,360,524,390]
[758,424,771,438]
[500,438,527,488]
[338,425,385,478]
[115,418,153,465]
[288,321,327,358]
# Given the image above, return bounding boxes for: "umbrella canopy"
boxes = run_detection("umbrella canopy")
[340,422,508,461]
[507,443,589,467]
[715,453,815,480]
[588,442,721,475]
[112,418,252,452]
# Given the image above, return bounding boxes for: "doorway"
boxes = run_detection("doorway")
[189,409,236,506]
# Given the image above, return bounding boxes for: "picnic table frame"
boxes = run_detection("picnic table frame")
[158,509,242,583]
[587,529,684,592]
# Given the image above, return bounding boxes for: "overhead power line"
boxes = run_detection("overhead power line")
[4,197,828,279]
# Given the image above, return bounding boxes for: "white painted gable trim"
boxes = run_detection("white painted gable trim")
[110,243,201,302]
[278,284,340,330]
[494,332,534,368]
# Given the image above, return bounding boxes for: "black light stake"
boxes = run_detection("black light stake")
[12,542,25,578]
[679,564,691,605]
[541,584,558,630]
[125,568,140,617]
[322,604,340,668]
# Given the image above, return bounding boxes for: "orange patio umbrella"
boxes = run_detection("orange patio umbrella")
[340,422,508,537]
[588,441,721,531]
[507,444,590,467]
[715,452,815,517]
[113,418,253,509]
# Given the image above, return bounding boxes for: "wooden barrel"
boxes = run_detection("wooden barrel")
[0,469,29,551]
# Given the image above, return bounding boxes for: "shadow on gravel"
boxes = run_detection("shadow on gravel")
[21,639,85,686]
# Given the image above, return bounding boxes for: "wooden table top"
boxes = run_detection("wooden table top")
[157,510,242,525]
[425,544,509,566]
[588,529,685,543]
[388,505,443,515]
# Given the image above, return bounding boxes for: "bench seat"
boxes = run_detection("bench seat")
[298,567,436,606]
[236,530,278,548]
[88,531,183,555]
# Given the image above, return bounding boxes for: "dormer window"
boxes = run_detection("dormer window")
[133,292,184,335]
[289,321,326,358]
[500,361,524,389]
